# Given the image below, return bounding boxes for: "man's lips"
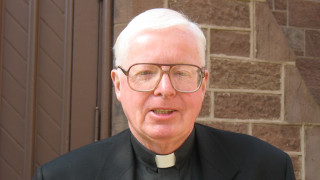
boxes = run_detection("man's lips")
[152,109,175,114]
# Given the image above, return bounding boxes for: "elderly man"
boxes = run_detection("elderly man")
[33,8,295,180]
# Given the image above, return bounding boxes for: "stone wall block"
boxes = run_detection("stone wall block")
[282,27,305,53]
[290,155,302,180]
[305,30,320,57]
[296,59,320,106]
[252,124,301,151]
[289,0,320,29]
[275,0,287,10]
[169,0,250,28]
[256,2,295,62]
[285,65,320,123]
[305,126,320,180]
[199,92,211,118]
[272,11,287,26]
[210,58,281,90]
[198,121,248,134]
[214,92,281,120]
[210,30,250,57]
[111,88,128,135]
[114,0,163,24]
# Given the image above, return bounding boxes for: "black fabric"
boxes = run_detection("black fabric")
[32,123,296,180]
[131,129,197,180]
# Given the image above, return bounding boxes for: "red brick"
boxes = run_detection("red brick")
[210,30,250,57]
[296,59,320,106]
[214,92,281,120]
[198,121,248,134]
[289,0,320,29]
[285,65,320,123]
[252,124,301,151]
[114,0,163,24]
[305,126,320,180]
[282,27,304,52]
[210,58,281,90]
[290,155,302,180]
[272,11,287,26]
[305,30,320,57]
[169,0,250,28]
[275,0,287,10]
[266,0,273,9]
[293,50,304,57]
[199,92,211,118]
[255,2,295,62]
[111,89,128,135]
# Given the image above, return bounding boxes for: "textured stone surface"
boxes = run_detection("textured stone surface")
[256,2,295,62]
[289,0,320,29]
[305,126,320,180]
[272,11,286,26]
[198,121,248,134]
[285,65,320,123]
[214,92,281,120]
[282,27,305,52]
[169,0,250,28]
[275,0,287,10]
[210,30,250,57]
[266,0,273,9]
[305,30,320,57]
[111,88,128,135]
[210,58,281,90]
[296,59,320,106]
[114,0,163,24]
[252,124,301,151]
[290,155,302,180]
[199,92,211,117]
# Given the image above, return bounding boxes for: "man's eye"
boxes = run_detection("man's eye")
[138,71,153,75]
[174,71,190,77]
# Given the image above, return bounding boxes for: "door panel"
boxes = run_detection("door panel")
[0,0,113,179]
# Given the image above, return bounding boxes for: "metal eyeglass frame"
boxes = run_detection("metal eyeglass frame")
[117,63,206,93]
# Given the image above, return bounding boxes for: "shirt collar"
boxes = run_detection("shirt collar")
[131,129,195,170]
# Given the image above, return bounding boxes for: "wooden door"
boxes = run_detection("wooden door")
[0,0,113,179]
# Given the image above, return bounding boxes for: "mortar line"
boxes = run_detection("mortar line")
[210,54,287,64]
[250,0,255,59]
[163,0,168,8]
[199,25,251,32]
[210,88,282,95]
[206,27,214,121]
[248,122,253,135]
[211,91,215,120]
[301,124,306,180]
[280,63,285,121]
[286,151,303,156]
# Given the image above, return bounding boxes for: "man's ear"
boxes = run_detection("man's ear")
[111,69,121,102]
[201,70,209,97]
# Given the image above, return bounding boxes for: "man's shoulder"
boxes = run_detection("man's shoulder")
[37,129,131,179]
[195,123,288,160]
[195,123,295,179]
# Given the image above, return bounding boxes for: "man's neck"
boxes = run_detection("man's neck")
[130,128,194,155]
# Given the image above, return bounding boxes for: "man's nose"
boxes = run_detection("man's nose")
[153,73,176,97]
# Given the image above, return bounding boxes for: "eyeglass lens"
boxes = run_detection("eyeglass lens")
[127,64,203,92]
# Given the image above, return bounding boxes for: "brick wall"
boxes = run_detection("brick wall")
[112,1,320,180]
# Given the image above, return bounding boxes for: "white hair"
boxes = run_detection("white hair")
[113,8,206,67]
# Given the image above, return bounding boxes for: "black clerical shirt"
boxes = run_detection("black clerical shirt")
[131,129,202,180]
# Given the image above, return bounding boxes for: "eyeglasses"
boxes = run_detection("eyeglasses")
[117,63,205,93]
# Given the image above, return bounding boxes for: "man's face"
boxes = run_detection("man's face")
[112,27,208,148]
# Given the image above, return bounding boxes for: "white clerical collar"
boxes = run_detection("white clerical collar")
[155,153,176,168]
